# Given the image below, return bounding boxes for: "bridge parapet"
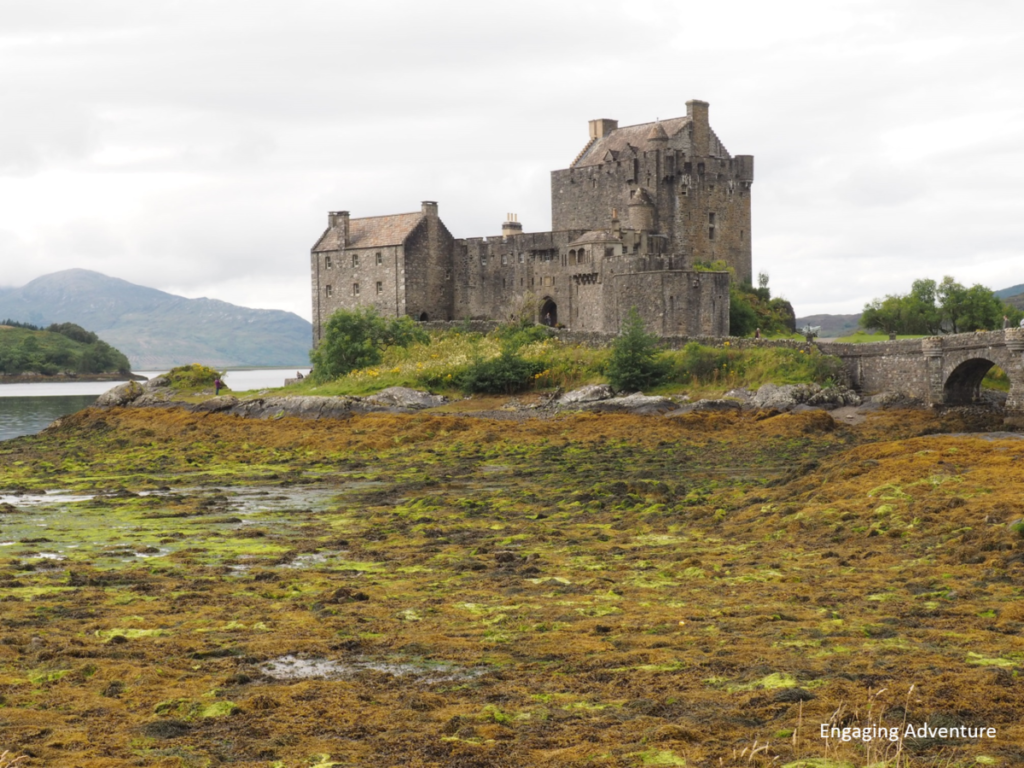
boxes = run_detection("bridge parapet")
[821,330,1024,413]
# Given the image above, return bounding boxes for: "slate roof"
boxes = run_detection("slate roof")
[571,116,730,168]
[312,212,423,252]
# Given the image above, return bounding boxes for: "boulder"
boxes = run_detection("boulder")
[228,396,357,421]
[193,396,239,413]
[364,387,447,409]
[753,383,861,412]
[144,375,171,389]
[689,398,744,413]
[582,394,679,414]
[558,384,615,405]
[95,381,145,408]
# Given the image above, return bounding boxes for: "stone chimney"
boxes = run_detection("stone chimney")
[686,99,710,156]
[329,211,350,245]
[502,213,522,238]
[588,118,618,140]
[421,201,438,217]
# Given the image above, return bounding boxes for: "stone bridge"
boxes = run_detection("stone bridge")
[818,330,1024,411]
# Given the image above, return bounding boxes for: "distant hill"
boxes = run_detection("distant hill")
[0,269,312,370]
[794,313,862,338]
[995,284,1024,299]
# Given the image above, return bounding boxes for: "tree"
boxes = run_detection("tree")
[860,276,1015,335]
[606,307,669,392]
[309,307,429,382]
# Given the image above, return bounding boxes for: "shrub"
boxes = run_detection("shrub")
[493,318,551,350]
[167,363,223,390]
[459,346,544,395]
[310,307,429,382]
[606,308,669,392]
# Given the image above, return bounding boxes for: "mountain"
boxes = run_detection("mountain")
[994,284,1024,299]
[794,313,862,338]
[0,269,311,370]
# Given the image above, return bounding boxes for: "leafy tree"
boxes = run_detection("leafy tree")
[729,283,759,337]
[861,276,1016,335]
[310,307,430,382]
[46,322,98,344]
[606,307,669,392]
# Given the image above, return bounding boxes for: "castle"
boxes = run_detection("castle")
[310,100,753,343]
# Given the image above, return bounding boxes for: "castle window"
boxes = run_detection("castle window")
[501,254,507,265]
[502,278,506,289]
[569,249,576,262]
[325,284,332,297]
[376,281,383,294]
[604,247,614,258]
[353,283,360,296]
[352,254,359,267]
[740,230,745,241]
[324,255,332,269]
[376,252,382,265]
[709,227,715,241]
[709,212,716,225]
[481,256,487,266]
[445,269,451,280]
[518,252,524,263]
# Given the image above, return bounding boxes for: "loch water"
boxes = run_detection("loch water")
[0,369,310,442]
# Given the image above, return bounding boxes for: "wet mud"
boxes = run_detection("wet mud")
[0,406,1021,766]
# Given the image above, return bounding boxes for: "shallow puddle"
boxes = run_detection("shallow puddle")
[261,654,488,683]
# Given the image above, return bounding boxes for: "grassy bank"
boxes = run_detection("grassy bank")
[286,330,842,400]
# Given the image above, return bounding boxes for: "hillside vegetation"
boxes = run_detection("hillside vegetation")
[0,322,131,376]
[0,269,311,369]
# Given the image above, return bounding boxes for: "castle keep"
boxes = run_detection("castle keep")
[310,100,752,343]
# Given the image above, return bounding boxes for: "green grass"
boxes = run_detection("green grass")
[832,331,927,343]
[282,329,844,399]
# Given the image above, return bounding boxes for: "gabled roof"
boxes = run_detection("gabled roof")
[571,116,730,168]
[312,212,423,252]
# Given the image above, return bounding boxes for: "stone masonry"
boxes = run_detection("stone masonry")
[310,101,751,345]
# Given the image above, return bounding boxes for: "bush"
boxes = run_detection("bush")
[459,346,544,395]
[606,308,669,392]
[310,307,430,382]
[167,364,223,390]
[494,318,551,350]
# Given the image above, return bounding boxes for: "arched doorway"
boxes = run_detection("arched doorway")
[540,298,557,327]
[418,312,428,322]
[944,358,997,404]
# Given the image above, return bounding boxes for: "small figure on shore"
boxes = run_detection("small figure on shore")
[1004,315,1010,329]
[754,327,761,339]
[543,312,553,327]
[214,377,223,395]
[296,371,304,380]
[1019,317,1024,329]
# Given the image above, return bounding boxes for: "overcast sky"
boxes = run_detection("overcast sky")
[2,0,1023,321]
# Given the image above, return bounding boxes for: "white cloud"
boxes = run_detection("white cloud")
[0,0,1023,321]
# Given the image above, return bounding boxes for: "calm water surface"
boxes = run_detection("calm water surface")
[0,368,310,442]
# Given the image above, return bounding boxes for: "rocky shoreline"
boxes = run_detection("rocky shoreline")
[83,375,907,426]
[0,370,148,384]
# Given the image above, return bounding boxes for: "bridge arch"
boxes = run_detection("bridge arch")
[943,357,998,405]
